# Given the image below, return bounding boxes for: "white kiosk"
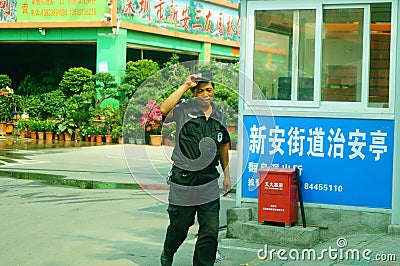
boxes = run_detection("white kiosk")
[233,0,400,240]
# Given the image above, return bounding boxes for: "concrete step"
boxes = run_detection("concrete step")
[227,207,321,248]
[241,221,320,248]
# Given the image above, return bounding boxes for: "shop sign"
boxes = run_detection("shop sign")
[241,115,394,208]
[119,0,240,41]
[5,0,108,22]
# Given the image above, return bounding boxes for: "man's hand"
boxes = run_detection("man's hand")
[184,74,199,89]
[223,176,231,196]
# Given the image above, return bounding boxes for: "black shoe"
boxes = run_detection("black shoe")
[160,251,173,266]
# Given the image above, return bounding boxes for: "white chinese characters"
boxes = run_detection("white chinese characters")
[248,125,388,161]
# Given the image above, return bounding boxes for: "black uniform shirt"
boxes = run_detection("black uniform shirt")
[166,99,230,171]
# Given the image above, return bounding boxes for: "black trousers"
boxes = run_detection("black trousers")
[162,198,220,266]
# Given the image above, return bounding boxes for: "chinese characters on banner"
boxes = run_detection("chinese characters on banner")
[242,115,394,208]
[15,0,105,22]
[120,0,240,41]
[248,124,388,161]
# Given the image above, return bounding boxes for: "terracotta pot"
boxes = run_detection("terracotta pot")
[90,135,96,142]
[105,134,112,143]
[228,125,237,133]
[30,132,37,139]
[45,132,53,140]
[58,133,65,141]
[64,133,72,141]
[0,122,7,137]
[19,130,27,138]
[96,135,103,143]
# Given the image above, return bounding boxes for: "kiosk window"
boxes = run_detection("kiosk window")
[368,3,391,108]
[252,9,316,101]
[322,8,364,102]
[249,2,393,110]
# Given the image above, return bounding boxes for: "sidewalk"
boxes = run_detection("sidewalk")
[0,140,399,265]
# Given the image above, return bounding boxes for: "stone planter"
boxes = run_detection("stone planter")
[37,132,45,140]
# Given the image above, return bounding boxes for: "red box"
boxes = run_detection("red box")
[258,167,298,227]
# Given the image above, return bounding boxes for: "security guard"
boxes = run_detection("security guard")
[160,69,231,266]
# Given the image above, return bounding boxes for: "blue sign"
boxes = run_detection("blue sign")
[241,115,394,208]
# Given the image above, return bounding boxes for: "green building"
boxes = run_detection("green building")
[0,0,239,85]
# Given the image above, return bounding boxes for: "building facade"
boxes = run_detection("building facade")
[0,0,240,84]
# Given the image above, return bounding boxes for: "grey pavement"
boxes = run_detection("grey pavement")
[1,139,400,265]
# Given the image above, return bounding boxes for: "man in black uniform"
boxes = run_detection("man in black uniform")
[160,69,231,266]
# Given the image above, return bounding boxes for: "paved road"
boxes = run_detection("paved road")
[1,140,399,266]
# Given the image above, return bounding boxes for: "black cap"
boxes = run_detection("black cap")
[192,69,213,82]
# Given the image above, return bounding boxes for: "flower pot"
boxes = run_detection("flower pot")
[228,125,237,133]
[58,133,65,141]
[19,130,27,138]
[30,132,37,139]
[150,134,162,146]
[0,122,7,137]
[90,135,96,142]
[136,138,145,145]
[6,123,13,134]
[128,137,136,144]
[118,136,123,144]
[96,135,103,143]
[45,132,53,140]
[64,133,72,141]
[37,132,45,140]
[105,134,112,143]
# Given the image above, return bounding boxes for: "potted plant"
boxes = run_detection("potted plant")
[111,125,123,144]
[141,99,163,146]
[94,126,104,143]
[16,119,28,138]
[36,120,46,140]
[28,119,39,139]
[230,129,238,150]
[0,94,10,137]
[123,124,136,144]
[58,119,76,141]
[162,122,176,146]
[43,120,55,140]
[86,125,97,142]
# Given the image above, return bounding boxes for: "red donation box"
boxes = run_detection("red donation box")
[258,167,298,227]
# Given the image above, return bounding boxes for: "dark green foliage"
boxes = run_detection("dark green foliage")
[0,74,12,89]
[16,70,63,95]
[121,59,160,98]
[59,67,95,97]
[93,72,118,108]
[22,95,44,119]
[40,89,66,119]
